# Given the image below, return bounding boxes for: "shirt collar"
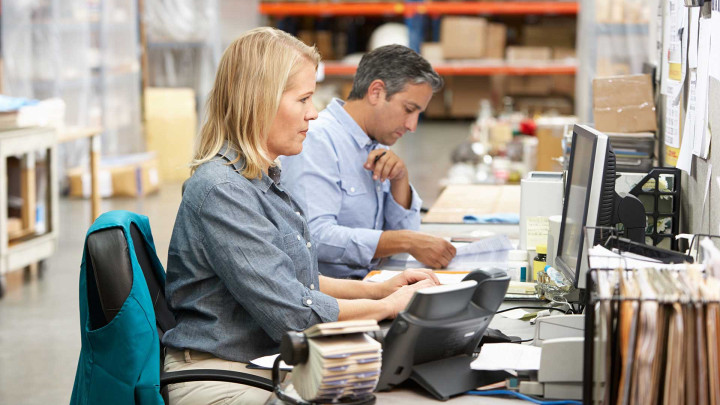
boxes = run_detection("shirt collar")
[326,98,377,150]
[218,144,280,194]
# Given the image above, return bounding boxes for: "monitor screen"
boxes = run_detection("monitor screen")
[555,125,609,289]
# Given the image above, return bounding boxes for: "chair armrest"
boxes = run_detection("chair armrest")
[160,369,274,392]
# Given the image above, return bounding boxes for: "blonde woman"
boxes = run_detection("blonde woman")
[162,27,438,404]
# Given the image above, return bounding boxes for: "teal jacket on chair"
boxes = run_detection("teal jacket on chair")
[70,211,165,405]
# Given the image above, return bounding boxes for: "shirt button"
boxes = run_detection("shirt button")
[310,284,315,290]
[296,235,302,241]
[306,299,313,305]
[295,211,301,216]
[350,187,356,193]
[306,242,312,248]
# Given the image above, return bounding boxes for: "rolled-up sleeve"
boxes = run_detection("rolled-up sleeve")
[383,184,422,231]
[199,183,338,342]
[283,134,381,269]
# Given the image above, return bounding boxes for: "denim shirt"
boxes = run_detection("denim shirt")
[280,98,422,279]
[162,147,339,363]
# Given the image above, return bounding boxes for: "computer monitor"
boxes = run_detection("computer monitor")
[555,125,624,289]
[376,270,510,400]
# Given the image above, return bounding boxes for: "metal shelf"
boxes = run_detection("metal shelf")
[322,61,577,76]
[259,1,579,17]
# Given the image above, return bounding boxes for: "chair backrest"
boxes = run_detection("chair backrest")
[85,223,176,339]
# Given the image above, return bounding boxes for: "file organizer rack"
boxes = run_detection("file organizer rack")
[627,168,681,250]
[581,233,720,405]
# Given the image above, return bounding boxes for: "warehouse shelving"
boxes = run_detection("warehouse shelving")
[259,2,579,17]
[323,61,577,77]
[261,0,579,117]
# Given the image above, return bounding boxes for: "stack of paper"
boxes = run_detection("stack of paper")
[292,333,382,402]
[384,235,514,270]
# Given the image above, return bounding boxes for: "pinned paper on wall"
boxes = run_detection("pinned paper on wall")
[662,0,685,95]
[664,0,686,99]
[700,164,712,234]
[676,71,696,174]
[689,8,700,69]
[665,86,683,151]
[693,16,712,158]
[710,11,720,80]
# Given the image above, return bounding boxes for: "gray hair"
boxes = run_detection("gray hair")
[347,45,443,100]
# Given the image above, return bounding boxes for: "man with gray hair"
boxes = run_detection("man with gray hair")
[280,45,456,279]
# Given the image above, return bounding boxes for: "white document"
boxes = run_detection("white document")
[693,16,712,157]
[710,11,720,80]
[677,70,696,174]
[689,8,700,68]
[664,84,682,149]
[526,216,550,250]
[700,164,713,227]
[498,308,532,320]
[661,0,681,95]
[587,245,687,271]
[455,235,514,255]
[250,354,292,371]
[365,270,468,285]
[391,236,513,270]
[471,343,542,371]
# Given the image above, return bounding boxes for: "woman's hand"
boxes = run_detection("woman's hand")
[381,278,437,319]
[377,268,439,299]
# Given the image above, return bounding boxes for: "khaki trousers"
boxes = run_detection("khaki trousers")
[164,348,280,405]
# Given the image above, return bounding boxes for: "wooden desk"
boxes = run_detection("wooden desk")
[423,184,521,224]
[0,127,58,296]
[58,127,103,222]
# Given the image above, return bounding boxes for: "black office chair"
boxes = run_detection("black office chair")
[85,222,275,402]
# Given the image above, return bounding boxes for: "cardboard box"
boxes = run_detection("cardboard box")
[535,116,577,171]
[420,42,443,63]
[315,31,334,60]
[423,90,448,118]
[593,74,657,133]
[507,76,553,96]
[145,88,196,182]
[297,30,316,47]
[553,47,576,60]
[515,97,574,116]
[441,17,487,59]
[523,23,576,48]
[68,153,160,198]
[340,81,354,100]
[6,156,36,238]
[506,46,552,62]
[447,76,503,118]
[552,75,575,97]
[485,23,507,60]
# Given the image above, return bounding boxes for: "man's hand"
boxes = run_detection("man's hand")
[377,268,440,298]
[408,233,457,269]
[364,149,407,183]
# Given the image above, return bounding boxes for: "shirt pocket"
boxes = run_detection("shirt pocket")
[282,232,312,285]
[339,178,367,197]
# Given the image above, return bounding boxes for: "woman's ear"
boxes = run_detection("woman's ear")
[367,79,386,106]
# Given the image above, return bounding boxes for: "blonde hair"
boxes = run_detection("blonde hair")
[191,27,320,178]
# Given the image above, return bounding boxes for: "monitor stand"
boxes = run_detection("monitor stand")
[409,355,510,400]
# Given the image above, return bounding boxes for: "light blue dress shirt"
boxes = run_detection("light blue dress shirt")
[280,98,422,279]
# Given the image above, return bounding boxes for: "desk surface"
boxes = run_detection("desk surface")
[423,184,521,224]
